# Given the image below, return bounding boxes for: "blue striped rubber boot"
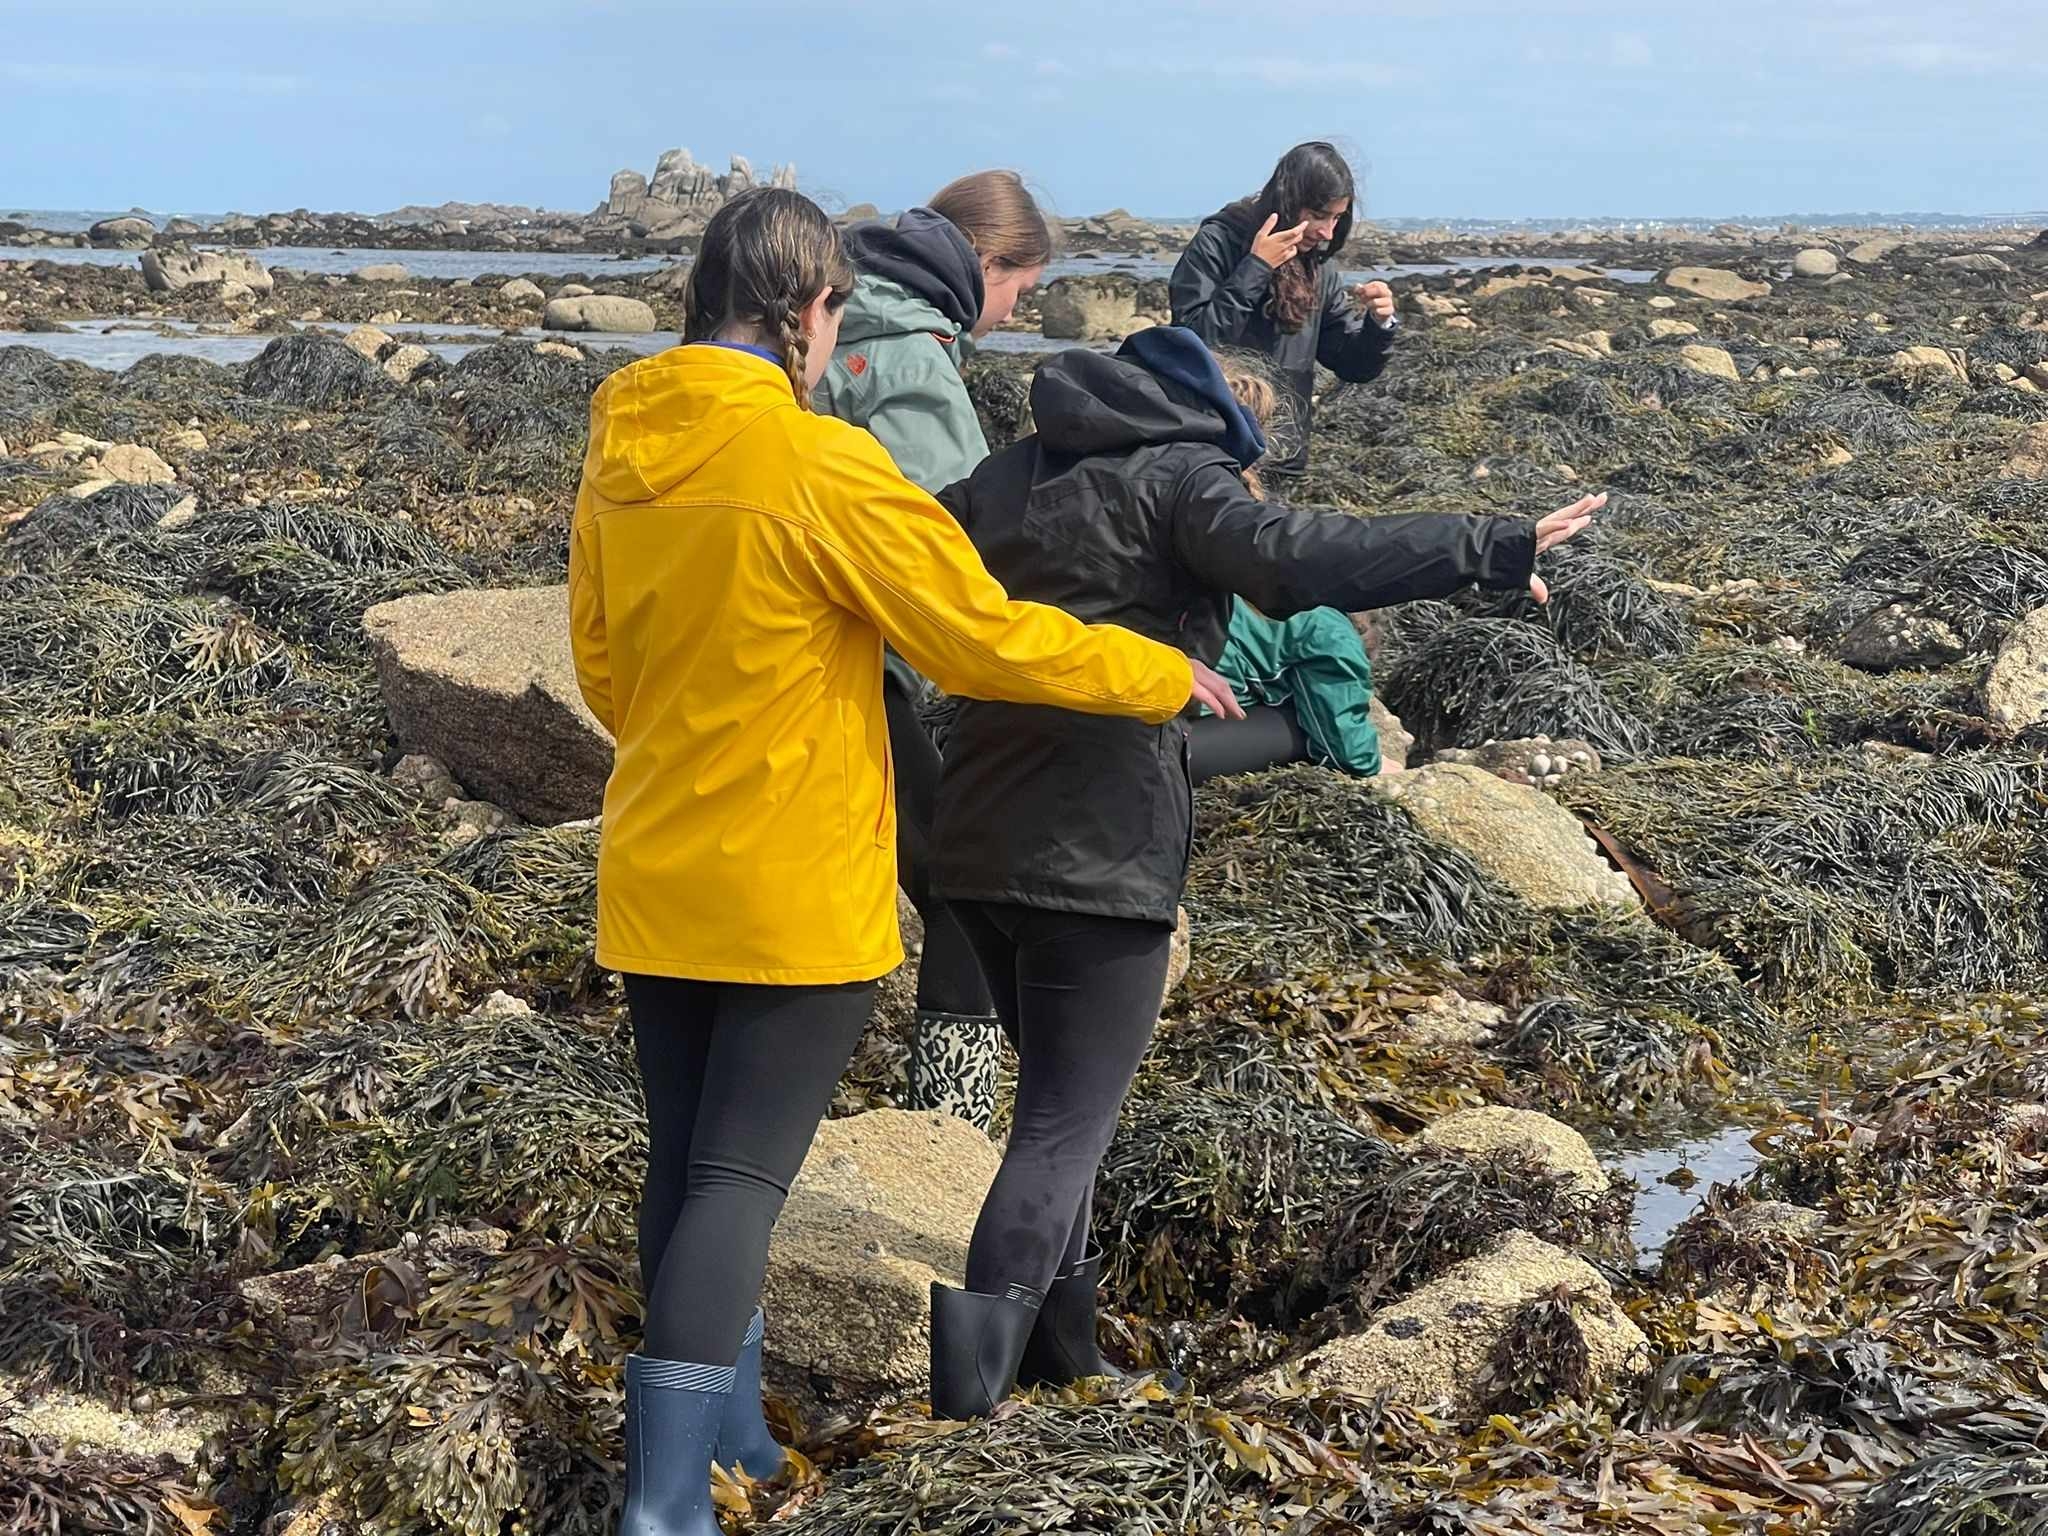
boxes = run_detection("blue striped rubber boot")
[620,1354,727,1535]
[716,1308,787,1480]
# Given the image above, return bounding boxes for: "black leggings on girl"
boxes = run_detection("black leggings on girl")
[884,681,997,1018]
[627,974,874,1362]
[950,902,1173,1295]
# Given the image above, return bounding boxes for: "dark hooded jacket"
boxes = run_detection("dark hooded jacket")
[930,326,1534,923]
[1169,200,1393,475]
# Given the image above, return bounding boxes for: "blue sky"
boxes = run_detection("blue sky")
[5,0,2045,221]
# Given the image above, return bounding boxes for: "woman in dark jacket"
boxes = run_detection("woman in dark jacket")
[924,326,1601,1417]
[1170,140,1396,477]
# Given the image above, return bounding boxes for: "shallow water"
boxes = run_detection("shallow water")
[3,315,1082,372]
[1613,1126,1764,1258]
[6,243,1658,287]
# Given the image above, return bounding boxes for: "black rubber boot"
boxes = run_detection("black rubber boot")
[1017,1247,1122,1388]
[715,1308,787,1481]
[620,1354,728,1535]
[928,1282,1044,1420]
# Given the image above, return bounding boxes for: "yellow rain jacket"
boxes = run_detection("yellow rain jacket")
[567,344,1194,985]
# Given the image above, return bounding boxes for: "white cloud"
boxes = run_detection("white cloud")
[981,41,1016,59]
[1607,32,1654,69]
[1878,40,2001,74]
[1157,53,1407,87]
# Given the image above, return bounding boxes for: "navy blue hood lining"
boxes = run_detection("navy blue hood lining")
[842,207,985,333]
[1117,325,1268,468]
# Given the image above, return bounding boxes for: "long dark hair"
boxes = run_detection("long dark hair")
[683,187,854,407]
[1232,141,1357,333]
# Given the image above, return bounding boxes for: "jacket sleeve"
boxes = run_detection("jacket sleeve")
[1170,221,1275,348]
[824,335,989,494]
[800,427,1192,722]
[1315,265,1395,384]
[566,494,617,737]
[1168,461,1535,618]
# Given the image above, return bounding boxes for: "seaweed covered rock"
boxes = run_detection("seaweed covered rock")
[362,584,614,825]
[1371,763,1637,912]
[1986,606,2048,730]
[243,333,388,409]
[239,1227,509,1349]
[1414,1106,1609,1196]
[760,1110,998,1406]
[1258,1232,1647,1412]
[1836,602,1969,672]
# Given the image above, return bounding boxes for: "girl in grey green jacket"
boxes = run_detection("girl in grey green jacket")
[815,171,1055,1132]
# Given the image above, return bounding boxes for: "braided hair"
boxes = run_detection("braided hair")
[684,187,854,406]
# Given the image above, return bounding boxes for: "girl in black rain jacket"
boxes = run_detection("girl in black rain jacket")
[918,322,1603,1421]
[1171,139,1395,476]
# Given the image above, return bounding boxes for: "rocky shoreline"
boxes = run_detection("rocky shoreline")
[3,199,2048,1534]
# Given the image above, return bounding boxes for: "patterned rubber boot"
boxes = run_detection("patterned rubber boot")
[905,1010,1003,1132]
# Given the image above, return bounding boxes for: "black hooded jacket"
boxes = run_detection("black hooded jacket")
[842,206,985,332]
[930,328,1535,924]
[1169,203,1394,475]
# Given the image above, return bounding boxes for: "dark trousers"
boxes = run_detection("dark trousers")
[885,681,996,1017]
[627,974,874,1362]
[951,902,1173,1295]
[1186,702,1309,785]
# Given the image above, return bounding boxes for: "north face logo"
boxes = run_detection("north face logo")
[846,354,868,376]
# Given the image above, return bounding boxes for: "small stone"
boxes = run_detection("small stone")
[343,325,392,362]
[164,427,208,455]
[157,495,199,529]
[1890,345,1966,380]
[352,263,410,283]
[1677,344,1741,381]
[499,277,546,305]
[1417,1105,1610,1196]
[1792,248,1840,278]
[382,344,433,385]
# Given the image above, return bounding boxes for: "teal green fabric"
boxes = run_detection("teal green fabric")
[1209,604,1381,777]
[815,274,989,496]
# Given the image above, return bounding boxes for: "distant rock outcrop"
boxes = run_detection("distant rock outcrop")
[592,148,799,242]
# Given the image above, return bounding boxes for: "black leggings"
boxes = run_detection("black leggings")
[885,681,996,1017]
[952,902,1173,1295]
[1187,702,1310,785]
[627,974,874,1362]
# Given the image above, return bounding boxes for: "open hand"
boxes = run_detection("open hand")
[1190,658,1246,720]
[1351,280,1396,324]
[1529,492,1606,603]
[1251,213,1310,269]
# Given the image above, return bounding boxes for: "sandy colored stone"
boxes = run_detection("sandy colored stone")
[1677,344,1740,382]
[140,244,275,293]
[1164,905,1191,1003]
[342,324,391,361]
[499,277,546,305]
[543,295,657,333]
[382,344,434,385]
[1792,249,1840,278]
[534,340,584,361]
[761,1110,1000,1403]
[0,1375,231,1467]
[1847,238,1905,265]
[1987,606,2048,730]
[157,495,199,529]
[100,443,175,485]
[164,427,208,455]
[1258,1232,1647,1411]
[1646,295,1678,310]
[1369,696,1412,773]
[1416,1105,1609,1195]
[1369,762,1637,911]
[2004,422,2048,479]
[1662,266,1770,302]
[352,263,409,283]
[1039,275,1142,341]
[1722,1201,1825,1243]
[362,584,614,825]
[1890,345,1965,380]
[1399,992,1506,1048]
[1648,317,1699,339]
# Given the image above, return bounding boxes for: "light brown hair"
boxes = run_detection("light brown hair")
[683,187,855,407]
[1218,351,1292,500]
[928,170,1060,270]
